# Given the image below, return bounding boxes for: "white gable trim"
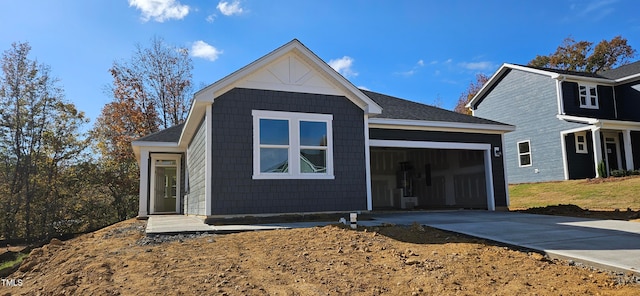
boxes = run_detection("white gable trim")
[468,63,614,110]
[178,39,382,148]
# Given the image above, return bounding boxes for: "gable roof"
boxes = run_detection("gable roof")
[469,61,640,109]
[178,39,383,148]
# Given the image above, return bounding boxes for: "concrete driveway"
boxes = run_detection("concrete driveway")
[369,211,640,276]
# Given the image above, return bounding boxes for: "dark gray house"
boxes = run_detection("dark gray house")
[468,62,640,184]
[132,39,514,219]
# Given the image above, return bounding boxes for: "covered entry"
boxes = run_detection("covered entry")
[150,154,182,214]
[369,140,495,210]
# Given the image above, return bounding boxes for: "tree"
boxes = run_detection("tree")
[453,73,489,115]
[528,36,636,73]
[0,42,89,241]
[93,37,194,221]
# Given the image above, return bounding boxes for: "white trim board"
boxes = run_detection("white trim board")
[369,139,491,151]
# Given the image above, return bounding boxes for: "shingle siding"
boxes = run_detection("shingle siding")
[209,88,367,215]
[185,119,206,215]
[474,69,585,184]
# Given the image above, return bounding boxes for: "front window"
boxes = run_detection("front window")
[575,131,588,154]
[578,84,598,109]
[253,110,334,179]
[517,140,532,167]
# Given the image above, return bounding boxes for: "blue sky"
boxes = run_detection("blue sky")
[1,0,639,126]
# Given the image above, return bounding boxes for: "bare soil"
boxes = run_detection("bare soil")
[515,204,640,222]
[2,212,639,295]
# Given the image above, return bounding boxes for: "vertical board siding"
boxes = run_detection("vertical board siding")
[474,69,584,184]
[209,88,367,215]
[615,80,640,122]
[186,119,206,215]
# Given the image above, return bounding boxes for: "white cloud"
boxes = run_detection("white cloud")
[217,0,244,16]
[129,0,190,22]
[357,86,370,91]
[191,41,223,62]
[459,61,494,71]
[329,56,358,78]
[395,59,425,77]
[206,14,216,23]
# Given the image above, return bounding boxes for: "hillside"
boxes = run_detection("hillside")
[1,219,638,295]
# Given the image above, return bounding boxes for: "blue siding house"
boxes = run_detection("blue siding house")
[468,62,640,184]
[132,40,514,220]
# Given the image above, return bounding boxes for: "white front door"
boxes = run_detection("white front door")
[150,154,181,214]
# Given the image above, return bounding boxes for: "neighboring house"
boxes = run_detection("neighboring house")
[468,62,640,184]
[132,39,514,220]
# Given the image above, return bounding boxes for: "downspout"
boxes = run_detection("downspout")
[555,75,565,115]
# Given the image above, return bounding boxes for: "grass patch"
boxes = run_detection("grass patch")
[0,252,27,270]
[509,176,640,210]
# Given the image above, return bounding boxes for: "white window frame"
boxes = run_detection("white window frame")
[517,140,532,167]
[575,131,588,154]
[578,83,599,109]
[252,110,334,180]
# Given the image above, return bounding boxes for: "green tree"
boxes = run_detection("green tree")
[528,36,636,73]
[0,42,89,240]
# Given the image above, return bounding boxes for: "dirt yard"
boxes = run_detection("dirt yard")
[2,211,639,295]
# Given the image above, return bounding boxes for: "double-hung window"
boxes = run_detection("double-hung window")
[578,84,598,109]
[252,110,334,179]
[575,131,588,154]
[517,140,532,167]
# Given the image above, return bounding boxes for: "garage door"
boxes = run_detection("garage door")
[369,140,495,210]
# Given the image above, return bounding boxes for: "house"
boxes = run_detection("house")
[132,39,514,220]
[468,62,640,184]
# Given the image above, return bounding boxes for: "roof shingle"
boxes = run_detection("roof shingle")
[361,89,508,126]
[135,123,184,143]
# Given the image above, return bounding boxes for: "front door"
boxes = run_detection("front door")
[604,134,621,174]
[150,155,181,214]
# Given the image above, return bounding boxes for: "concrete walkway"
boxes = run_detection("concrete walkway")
[145,211,640,275]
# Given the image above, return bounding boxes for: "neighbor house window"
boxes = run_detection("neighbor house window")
[575,131,588,154]
[252,110,334,179]
[578,84,598,109]
[517,140,532,167]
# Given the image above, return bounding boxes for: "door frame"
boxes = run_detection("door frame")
[603,132,622,173]
[150,154,181,214]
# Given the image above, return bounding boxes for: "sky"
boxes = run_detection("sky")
[1,0,639,127]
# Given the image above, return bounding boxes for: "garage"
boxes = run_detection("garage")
[370,140,493,210]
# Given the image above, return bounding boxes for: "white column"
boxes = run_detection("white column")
[205,104,213,216]
[363,115,373,211]
[592,128,603,178]
[623,129,634,170]
[484,149,495,211]
[560,132,569,180]
[138,149,150,218]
